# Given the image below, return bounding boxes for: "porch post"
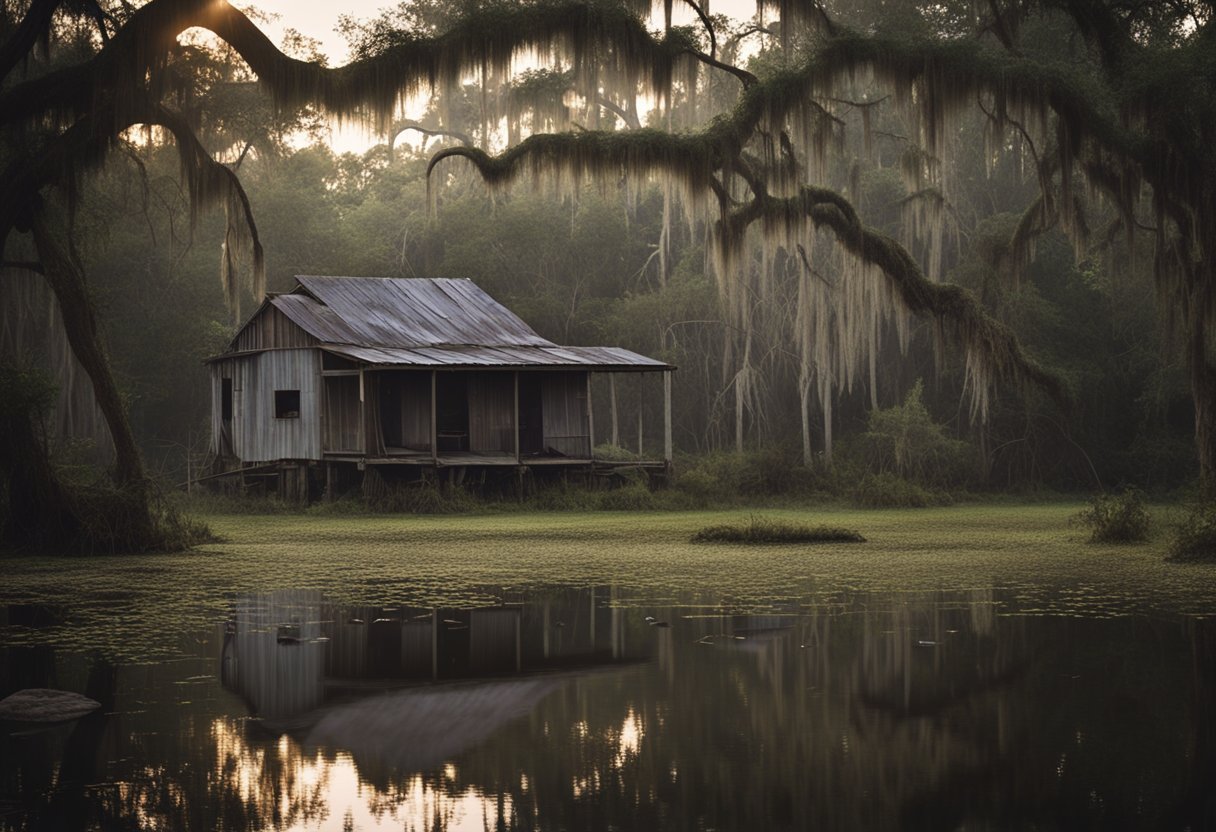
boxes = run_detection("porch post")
[358,368,366,454]
[586,372,595,459]
[609,374,619,446]
[663,369,673,466]
[513,371,520,463]
[430,370,438,466]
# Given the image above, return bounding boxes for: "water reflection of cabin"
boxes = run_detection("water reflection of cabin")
[207,276,674,498]
[221,589,646,722]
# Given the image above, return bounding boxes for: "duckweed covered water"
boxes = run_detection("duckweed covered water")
[2,505,1214,829]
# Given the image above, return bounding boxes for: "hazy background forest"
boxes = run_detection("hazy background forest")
[2,0,1198,510]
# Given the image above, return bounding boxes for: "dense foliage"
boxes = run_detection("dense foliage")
[1,0,1210,550]
[1074,488,1152,543]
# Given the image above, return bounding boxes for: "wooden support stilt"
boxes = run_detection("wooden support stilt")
[513,371,521,463]
[663,370,673,467]
[586,372,595,458]
[430,370,438,466]
[609,374,619,447]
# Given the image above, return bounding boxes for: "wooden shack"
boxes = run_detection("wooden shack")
[207,276,674,499]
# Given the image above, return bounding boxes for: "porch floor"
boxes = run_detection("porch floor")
[322,451,666,469]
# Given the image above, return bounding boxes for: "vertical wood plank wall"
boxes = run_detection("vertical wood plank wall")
[393,369,432,447]
[322,375,361,452]
[227,349,322,462]
[212,355,667,465]
[467,371,515,453]
[233,305,317,351]
[541,371,590,457]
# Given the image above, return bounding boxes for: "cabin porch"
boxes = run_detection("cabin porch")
[321,365,672,472]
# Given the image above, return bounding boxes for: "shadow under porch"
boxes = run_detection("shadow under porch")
[320,367,672,475]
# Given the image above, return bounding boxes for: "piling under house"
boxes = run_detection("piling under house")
[206,276,674,500]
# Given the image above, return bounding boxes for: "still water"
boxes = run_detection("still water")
[2,585,1213,830]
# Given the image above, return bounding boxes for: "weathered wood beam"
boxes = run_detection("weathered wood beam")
[663,370,673,466]
[430,370,438,466]
[513,371,520,464]
[609,374,619,447]
[586,372,595,459]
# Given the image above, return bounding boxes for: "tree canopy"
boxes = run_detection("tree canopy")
[0,0,1212,549]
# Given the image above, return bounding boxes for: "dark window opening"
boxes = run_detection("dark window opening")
[221,379,233,421]
[275,389,301,419]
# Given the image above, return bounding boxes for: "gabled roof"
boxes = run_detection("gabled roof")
[288,276,553,349]
[223,277,672,371]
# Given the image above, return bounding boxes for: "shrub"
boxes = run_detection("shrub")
[691,515,865,544]
[851,472,942,508]
[1168,503,1216,561]
[1074,488,1151,543]
[593,443,642,462]
[673,448,826,503]
[849,380,975,489]
[597,481,656,511]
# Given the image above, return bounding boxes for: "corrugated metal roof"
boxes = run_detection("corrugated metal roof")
[221,277,672,370]
[322,344,671,370]
[270,293,362,344]
[295,276,552,348]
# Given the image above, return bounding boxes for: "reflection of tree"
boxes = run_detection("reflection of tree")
[447,592,1198,830]
[1169,616,1216,828]
[1,588,1206,830]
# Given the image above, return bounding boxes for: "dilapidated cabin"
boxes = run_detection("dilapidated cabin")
[207,276,673,499]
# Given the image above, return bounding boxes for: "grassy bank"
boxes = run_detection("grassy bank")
[0,504,1211,661]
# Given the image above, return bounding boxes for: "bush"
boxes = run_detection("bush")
[1074,488,1151,543]
[851,472,944,508]
[593,443,642,462]
[691,515,865,544]
[597,481,656,510]
[848,380,975,489]
[364,474,480,514]
[1168,503,1216,561]
[673,448,827,503]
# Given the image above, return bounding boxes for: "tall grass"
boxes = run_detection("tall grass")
[1073,489,1151,543]
[691,515,865,544]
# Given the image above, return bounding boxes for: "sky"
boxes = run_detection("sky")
[240,0,760,152]
[248,0,759,64]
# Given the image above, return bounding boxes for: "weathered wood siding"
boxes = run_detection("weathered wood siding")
[541,371,590,457]
[234,304,317,351]
[468,371,515,453]
[377,370,431,451]
[229,349,322,462]
[323,375,362,452]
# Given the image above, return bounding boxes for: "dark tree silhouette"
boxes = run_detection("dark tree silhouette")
[1,0,1211,550]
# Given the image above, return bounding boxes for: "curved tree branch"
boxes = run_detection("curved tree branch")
[681,0,716,58]
[1,0,698,133]
[0,0,63,82]
[1,95,264,309]
[723,187,1071,410]
[390,119,474,149]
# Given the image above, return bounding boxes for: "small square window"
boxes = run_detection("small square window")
[275,389,301,419]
